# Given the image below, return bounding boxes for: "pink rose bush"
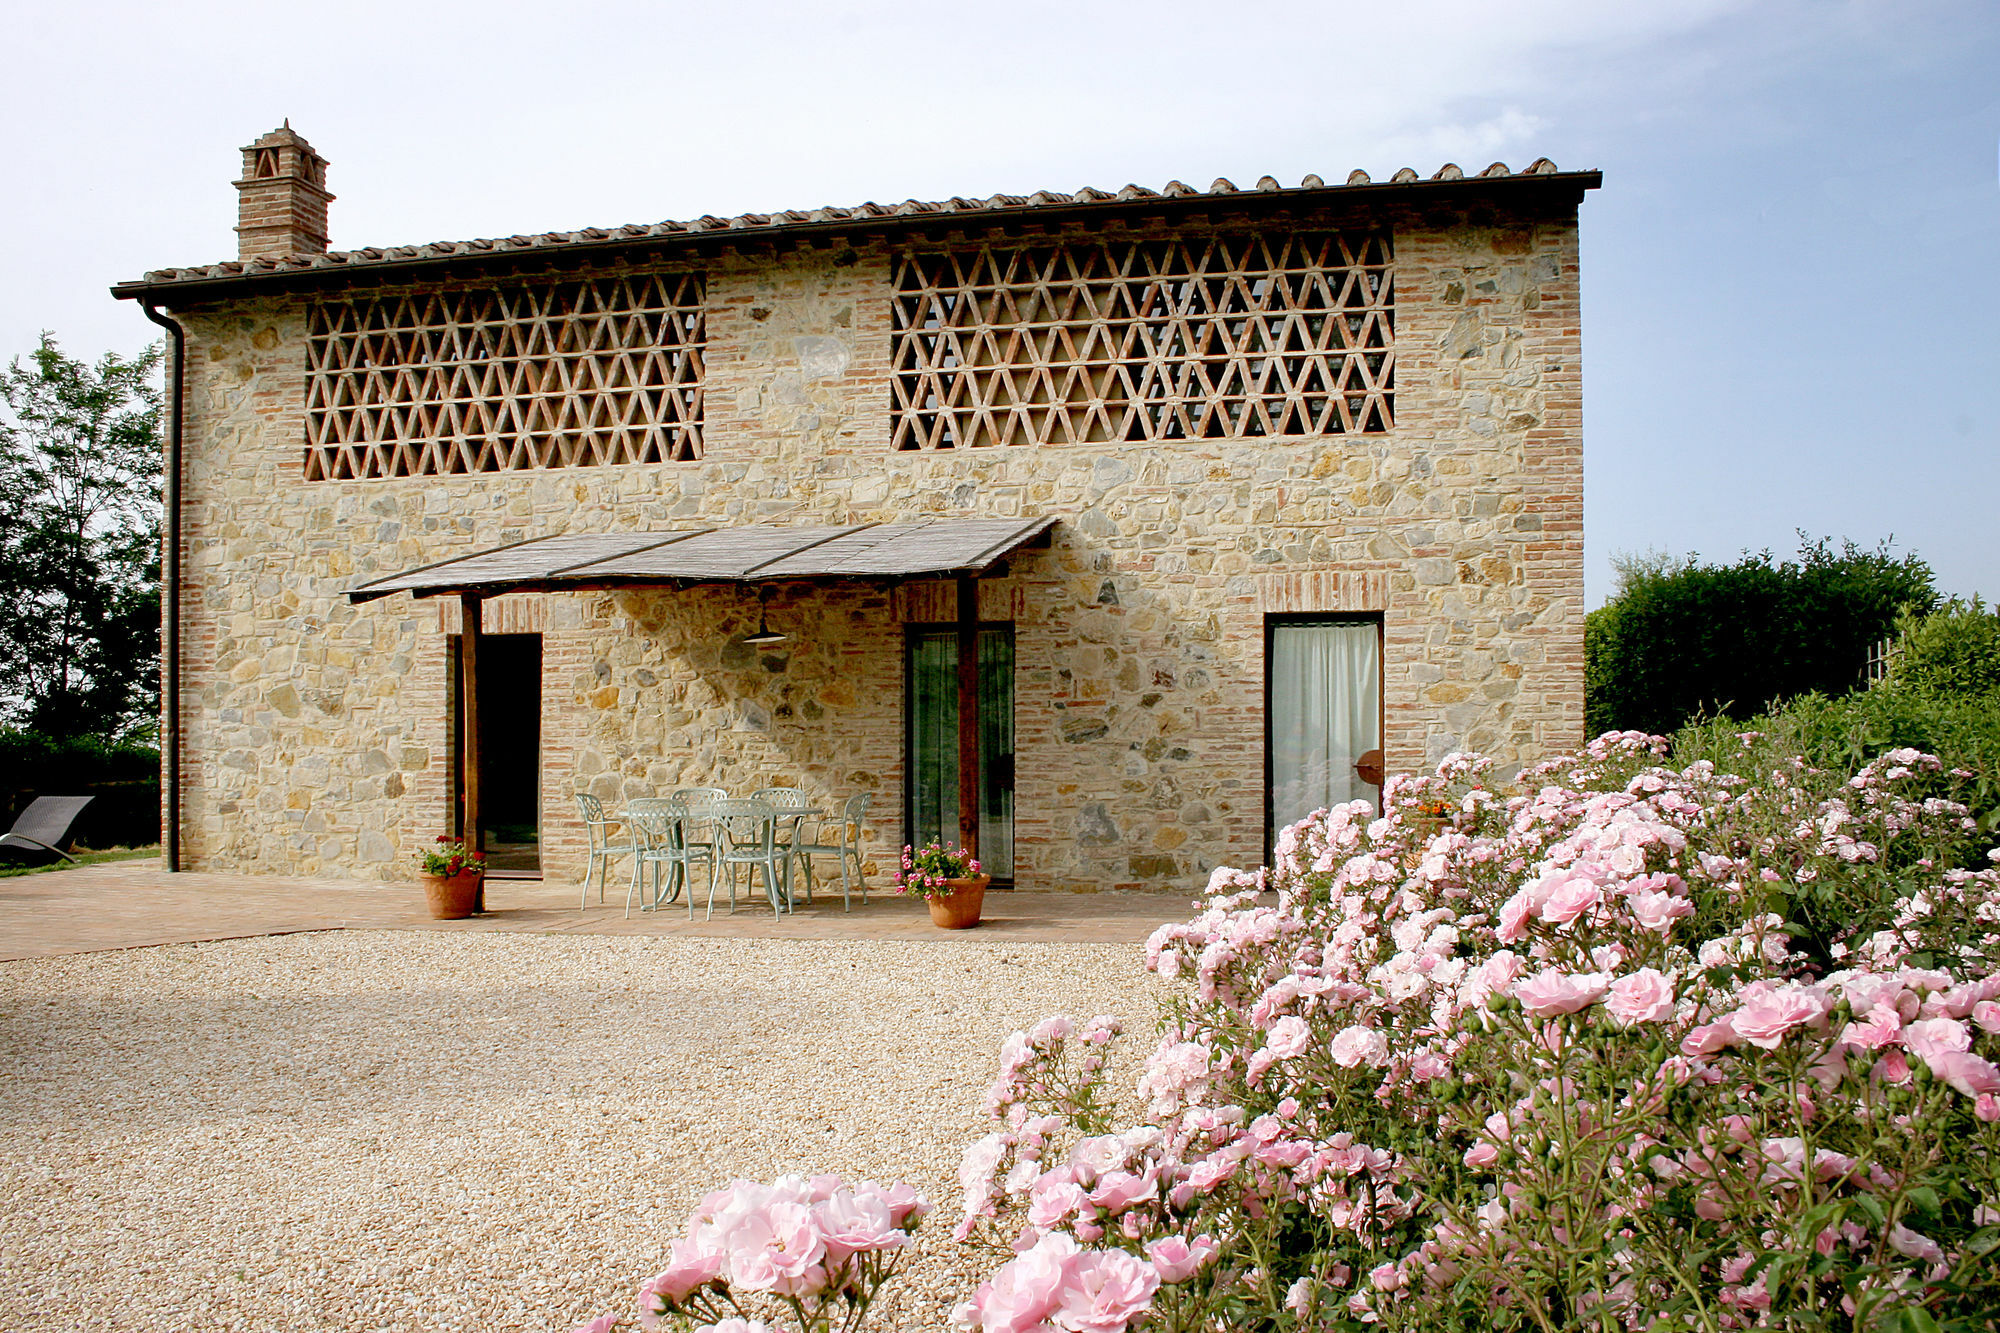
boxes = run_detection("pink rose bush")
[950,736,2000,1328]
[579,1174,929,1333]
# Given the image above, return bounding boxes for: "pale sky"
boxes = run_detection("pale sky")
[4,0,1994,605]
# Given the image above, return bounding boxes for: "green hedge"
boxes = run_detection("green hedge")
[0,729,160,851]
[1586,538,1936,736]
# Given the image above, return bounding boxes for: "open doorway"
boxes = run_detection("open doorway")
[904,624,1015,885]
[452,632,543,876]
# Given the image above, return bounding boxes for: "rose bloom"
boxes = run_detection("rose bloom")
[1054,1248,1161,1333]
[1888,1224,1945,1263]
[1840,1002,1903,1051]
[1511,968,1611,1019]
[1928,1050,2000,1098]
[814,1186,907,1261]
[1027,1178,1089,1228]
[640,1236,725,1321]
[1901,1016,1972,1062]
[1681,1017,1736,1057]
[961,1133,1008,1200]
[1728,983,1829,1050]
[720,1201,827,1295]
[1973,1000,2000,1034]
[1070,1135,1129,1177]
[1329,1025,1390,1068]
[956,1232,1078,1333]
[1496,888,1539,943]
[1088,1169,1159,1214]
[879,1181,930,1228]
[1145,1235,1219,1285]
[1627,889,1694,933]
[1264,1015,1311,1059]
[1539,872,1603,927]
[1605,968,1675,1025]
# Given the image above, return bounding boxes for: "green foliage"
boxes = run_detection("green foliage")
[1893,597,2000,697]
[0,333,163,741]
[1673,682,2000,839]
[1585,537,1937,737]
[0,728,160,785]
[0,727,161,849]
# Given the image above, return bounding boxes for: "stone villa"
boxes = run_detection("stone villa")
[113,125,1594,892]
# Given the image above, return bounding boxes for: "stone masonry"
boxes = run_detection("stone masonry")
[139,143,1587,893]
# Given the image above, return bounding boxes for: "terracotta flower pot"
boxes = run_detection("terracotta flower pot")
[927,874,990,929]
[421,869,484,920]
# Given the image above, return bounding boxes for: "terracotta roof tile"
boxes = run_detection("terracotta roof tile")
[119,161,1594,293]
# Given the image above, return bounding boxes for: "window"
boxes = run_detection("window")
[305,270,705,479]
[1266,615,1383,856]
[891,231,1391,449]
[905,625,1015,881]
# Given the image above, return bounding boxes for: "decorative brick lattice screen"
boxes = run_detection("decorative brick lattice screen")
[890,232,1391,449]
[305,271,704,479]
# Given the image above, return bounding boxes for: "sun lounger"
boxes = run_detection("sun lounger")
[0,796,96,862]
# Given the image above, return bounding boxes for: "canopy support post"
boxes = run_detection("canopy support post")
[460,591,485,911]
[956,575,980,864]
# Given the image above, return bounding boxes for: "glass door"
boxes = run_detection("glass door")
[1266,616,1382,856]
[906,626,1014,882]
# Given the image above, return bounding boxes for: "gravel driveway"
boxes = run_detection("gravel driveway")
[0,931,1165,1331]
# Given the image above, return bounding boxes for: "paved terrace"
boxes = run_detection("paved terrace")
[0,860,1189,962]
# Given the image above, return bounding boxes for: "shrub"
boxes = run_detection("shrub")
[949,737,2000,1330]
[579,739,2000,1332]
[1585,538,1936,737]
[0,727,160,849]
[1674,685,2000,841]
[1892,599,2000,699]
[570,1175,930,1333]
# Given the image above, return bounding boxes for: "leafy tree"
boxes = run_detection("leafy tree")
[1585,535,1936,736]
[0,334,163,741]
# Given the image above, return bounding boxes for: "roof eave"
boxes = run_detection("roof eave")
[112,170,1602,306]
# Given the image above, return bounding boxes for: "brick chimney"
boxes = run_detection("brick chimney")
[234,122,333,260]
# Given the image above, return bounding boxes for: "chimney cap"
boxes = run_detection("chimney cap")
[235,123,332,259]
[242,120,317,151]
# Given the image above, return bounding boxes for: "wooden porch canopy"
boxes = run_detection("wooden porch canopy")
[346,515,1057,868]
[346,516,1055,603]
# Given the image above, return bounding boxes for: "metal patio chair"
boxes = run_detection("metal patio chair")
[663,796,722,919]
[622,797,685,918]
[708,799,789,919]
[787,791,872,911]
[0,796,96,863]
[574,793,637,909]
[751,787,815,905]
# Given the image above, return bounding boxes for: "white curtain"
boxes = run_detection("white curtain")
[1270,622,1381,830]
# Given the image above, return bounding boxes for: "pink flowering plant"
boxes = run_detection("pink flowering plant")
[896,841,985,900]
[572,1174,930,1333]
[950,735,2000,1329]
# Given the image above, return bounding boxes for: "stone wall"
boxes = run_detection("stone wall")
[164,196,1583,890]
